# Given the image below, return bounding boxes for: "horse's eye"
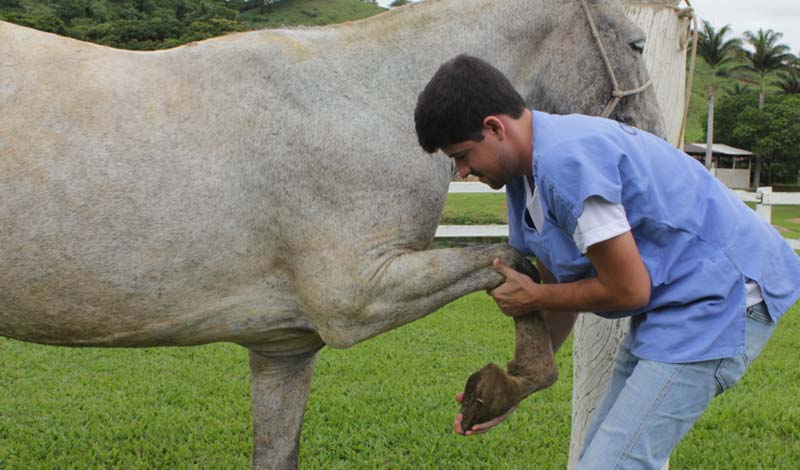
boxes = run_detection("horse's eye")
[629,39,646,54]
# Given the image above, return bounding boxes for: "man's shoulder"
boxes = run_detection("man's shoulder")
[534,113,619,156]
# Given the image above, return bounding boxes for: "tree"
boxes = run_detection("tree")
[695,20,741,169]
[0,11,66,34]
[725,82,752,96]
[773,54,800,94]
[711,91,759,148]
[0,0,21,9]
[735,96,800,184]
[737,28,792,109]
[734,28,792,186]
[713,93,800,185]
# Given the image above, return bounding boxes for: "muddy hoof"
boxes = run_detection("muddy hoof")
[459,363,519,431]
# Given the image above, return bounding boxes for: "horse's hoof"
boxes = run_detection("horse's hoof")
[459,363,519,431]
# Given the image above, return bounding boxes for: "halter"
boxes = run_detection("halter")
[578,0,654,118]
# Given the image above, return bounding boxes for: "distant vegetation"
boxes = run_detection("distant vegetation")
[687,21,798,185]
[0,0,385,50]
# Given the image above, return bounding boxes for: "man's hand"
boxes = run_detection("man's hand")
[452,392,518,435]
[487,258,541,316]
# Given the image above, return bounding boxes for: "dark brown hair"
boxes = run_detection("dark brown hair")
[414,54,526,154]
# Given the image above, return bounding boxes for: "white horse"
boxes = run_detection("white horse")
[0,0,663,467]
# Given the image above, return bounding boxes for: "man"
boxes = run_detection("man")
[414,54,800,469]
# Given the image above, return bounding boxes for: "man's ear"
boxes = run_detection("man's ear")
[482,116,506,141]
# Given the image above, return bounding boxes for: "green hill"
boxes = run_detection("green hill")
[0,0,385,50]
[235,0,385,29]
[684,55,784,143]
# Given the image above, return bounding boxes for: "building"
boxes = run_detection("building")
[684,143,754,189]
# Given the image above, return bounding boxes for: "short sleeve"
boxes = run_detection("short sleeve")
[536,134,625,236]
[572,196,630,254]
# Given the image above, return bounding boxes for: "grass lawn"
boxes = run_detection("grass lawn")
[1,295,798,468]
[750,204,800,239]
[444,193,800,239]
[441,193,507,225]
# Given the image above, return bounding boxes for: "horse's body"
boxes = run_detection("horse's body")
[0,0,663,467]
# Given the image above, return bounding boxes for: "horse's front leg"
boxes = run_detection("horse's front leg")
[248,344,322,470]
[313,244,558,425]
[315,244,528,347]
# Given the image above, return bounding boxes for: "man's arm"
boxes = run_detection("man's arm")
[536,261,577,353]
[489,231,651,316]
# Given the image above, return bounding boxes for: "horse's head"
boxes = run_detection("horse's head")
[512,0,666,137]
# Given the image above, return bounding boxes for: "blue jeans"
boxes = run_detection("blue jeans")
[577,302,776,470]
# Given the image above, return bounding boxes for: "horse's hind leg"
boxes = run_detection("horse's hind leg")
[248,345,321,470]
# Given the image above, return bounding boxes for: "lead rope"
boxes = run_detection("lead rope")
[579,0,698,147]
[578,0,654,118]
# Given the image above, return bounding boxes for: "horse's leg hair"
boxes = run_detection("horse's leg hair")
[248,348,320,470]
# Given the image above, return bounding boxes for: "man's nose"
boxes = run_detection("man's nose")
[455,160,470,178]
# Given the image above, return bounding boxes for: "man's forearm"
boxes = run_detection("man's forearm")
[526,273,648,313]
[543,311,577,353]
[524,233,651,314]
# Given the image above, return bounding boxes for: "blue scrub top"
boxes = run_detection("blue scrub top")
[507,110,800,363]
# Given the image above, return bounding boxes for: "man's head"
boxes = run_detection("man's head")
[414,55,530,189]
[414,54,525,154]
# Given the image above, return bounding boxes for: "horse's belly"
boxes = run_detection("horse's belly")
[0,271,313,348]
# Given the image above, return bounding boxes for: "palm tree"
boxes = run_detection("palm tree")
[696,20,741,169]
[735,29,792,186]
[773,54,800,94]
[725,82,753,96]
[774,68,800,94]
[738,29,792,109]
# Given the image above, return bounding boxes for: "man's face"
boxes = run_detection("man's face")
[442,131,516,190]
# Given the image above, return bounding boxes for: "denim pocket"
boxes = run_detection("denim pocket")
[743,302,777,366]
[714,356,746,394]
[745,302,773,325]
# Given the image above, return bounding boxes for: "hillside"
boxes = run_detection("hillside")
[0,0,385,50]
[684,56,784,143]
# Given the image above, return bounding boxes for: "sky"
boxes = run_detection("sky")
[690,0,799,53]
[375,0,800,54]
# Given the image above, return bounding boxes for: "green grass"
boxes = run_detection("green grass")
[441,193,508,225]
[768,206,800,239]
[0,344,253,468]
[442,195,800,240]
[672,307,800,469]
[741,203,800,238]
[2,295,799,468]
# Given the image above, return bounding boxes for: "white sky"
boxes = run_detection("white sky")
[376,0,799,54]
[690,0,799,54]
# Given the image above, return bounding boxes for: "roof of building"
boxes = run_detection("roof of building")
[684,143,753,156]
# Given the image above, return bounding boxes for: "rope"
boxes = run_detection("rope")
[623,0,698,145]
[581,0,699,146]
[579,0,654,118]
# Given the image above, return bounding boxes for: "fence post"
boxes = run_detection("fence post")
[756,186,773,223]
